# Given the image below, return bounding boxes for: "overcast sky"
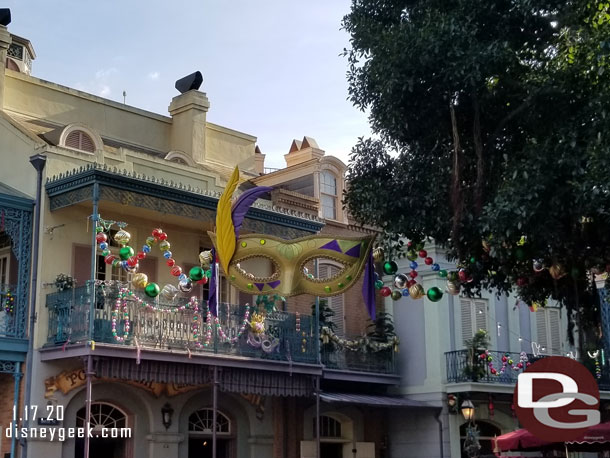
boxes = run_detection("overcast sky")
[5,1,371,168]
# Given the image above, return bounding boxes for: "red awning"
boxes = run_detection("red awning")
[495,422,610,451]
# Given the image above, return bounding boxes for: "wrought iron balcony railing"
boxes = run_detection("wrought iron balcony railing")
[45,284,397,375]
[0,284,25,339]
[445,349,610,390]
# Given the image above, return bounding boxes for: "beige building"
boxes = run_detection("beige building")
[0,17,409,458]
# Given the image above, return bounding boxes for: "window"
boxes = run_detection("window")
[320,171,337,220]
[536,308,561,355]
[76,402,127,429]
[189,409,231,435]
[65,130,96,153]
[319,263,345,336]
[0,249,9,286]
[7,43,23,60]
[460,298,488,345]
[314,415,342,438]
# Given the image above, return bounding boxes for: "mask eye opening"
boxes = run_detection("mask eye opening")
[300,256,349,282]
[231,254,281,282]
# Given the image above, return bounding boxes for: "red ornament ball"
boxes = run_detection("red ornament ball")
[158,232,168,241]
[407,241,413,248]
[104,254,116,264]
[152,228,163,238]
[490,368,497,375]
[424,257,433,265]
[406,279,416,288]
[458,269,468,282]
[380,286,392,297]
[166,258,176,267]
[409,270,418,279]
[419,250,427,258]
[170,266,183,277]
[136,251,147,260]
[127,256,138,267]
[95,233,107,243]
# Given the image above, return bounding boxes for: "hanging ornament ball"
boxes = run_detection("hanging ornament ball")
[408,283,425,300]
[402,288,410,297]
[166,258,176,267]
[391,290,403,301]
[380,286,392,297]
[145,282,160,297]
[189,266,205,281]
[409,261,418,270]
[95,232,107,244]
[95,226,104,233]
[372,247,385,263]
[119,246,134,261]
[438,269,448,278]
[136,251,147,260]
[158,232,168,241]
[374,280,384,290]
[549,264,567,280]
[425,257,434,266]
[516,277,528,287]
[458,269,468,282]
[127,263,139,273]
[170,266,183,277]
[159,240,171,251]
[426,286,444,302]
[179,280,193,293]
[160,284,178,301]
[152,228,163,238]
[127,256,138,268]
[446,281,460,296]
[406,250,418,262]
[447,271,458,282]
[383,261,398,275]
[406,279,416,288]
[132,273,148,289]
[198,277,208,285]
[533,259,544,272]
[199,250,214,268]
[432,263,441,272]
[104,254,116,265]
[394,274,409,289]
[409,270,418,279]
[114,230,131,245]
[419,250,427,258]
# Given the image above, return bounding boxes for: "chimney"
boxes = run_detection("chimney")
[254,145,266,175]
[168,88,210,164]
[0,18,12,109]
[284,136,324,167]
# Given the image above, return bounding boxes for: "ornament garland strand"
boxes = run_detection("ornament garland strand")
[320,326,399,352]
[479,350,530,375]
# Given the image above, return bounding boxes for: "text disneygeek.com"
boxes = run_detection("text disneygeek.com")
[3,424,132,441]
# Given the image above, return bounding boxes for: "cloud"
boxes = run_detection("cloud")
[95,67,118,80]
[99,85,111,97]
[148,71,160,80]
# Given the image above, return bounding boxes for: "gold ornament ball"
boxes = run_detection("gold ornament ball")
[160,284,179,301]
[114,229,131,245]
[446,281,460,296]
[372,247,385,263]
[199,250,213,268]
[549,264,567,280]
[131,273,148,289]
[408,283,425,300]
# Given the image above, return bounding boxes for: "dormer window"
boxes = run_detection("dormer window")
[65,130,96,153]
[320,171,337,220]
[7,43,23,61]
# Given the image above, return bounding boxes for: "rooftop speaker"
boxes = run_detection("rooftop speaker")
[0,9,11,26]
[175,71,203,94]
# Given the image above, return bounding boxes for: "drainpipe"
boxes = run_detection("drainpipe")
[213,366,218,458]
[22,154,46,458]
[434,408,444,458]
[11,361,21,458]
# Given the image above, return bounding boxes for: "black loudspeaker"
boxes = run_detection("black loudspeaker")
[0,9,11,26]
[175,71,203,94]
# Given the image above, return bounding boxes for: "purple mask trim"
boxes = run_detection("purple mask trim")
[268,280,281,289]
[254,283,265,291]
[344,243,361,258]
[320,240,342,253]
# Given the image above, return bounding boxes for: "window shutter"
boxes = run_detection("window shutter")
[72,245,91,286]
[461,299,474,344]
[537,308,561,355]
[65,130,95,153]
[548,309,561,355]
[461,298,488,345]
[474,300,488,334]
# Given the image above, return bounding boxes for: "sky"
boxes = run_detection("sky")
[4,0,372,168]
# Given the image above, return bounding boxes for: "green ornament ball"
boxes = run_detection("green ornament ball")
[406,250,418,261]
[119,246,134,261]
[374,280,384,290]
[145,282,160,297]
[205,269,212,278]
[426,286,443,302]
[189,266,205,281]
[469,256,476,264]
[391,290,402,301]
[95,226,104,233]
[383,261,398,275]
[438,269,448,278]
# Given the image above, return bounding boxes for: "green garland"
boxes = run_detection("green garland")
[321,326,399,352]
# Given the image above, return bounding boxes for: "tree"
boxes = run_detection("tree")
[342,0,610,344]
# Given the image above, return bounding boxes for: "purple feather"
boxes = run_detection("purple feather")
[231,186,273,237]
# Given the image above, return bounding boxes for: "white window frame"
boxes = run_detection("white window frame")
[459,297,489,346]
[320,171,338,220]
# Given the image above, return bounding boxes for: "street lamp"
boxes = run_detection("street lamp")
[161,403,174,430]
[461,399,475,422]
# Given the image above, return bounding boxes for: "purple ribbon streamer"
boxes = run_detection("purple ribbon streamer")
[362,249,376,320]
[208,248,217,317]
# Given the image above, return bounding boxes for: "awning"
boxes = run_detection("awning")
[320,392,434,408]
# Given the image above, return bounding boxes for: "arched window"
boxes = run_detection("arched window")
[65,130,96,153]
[76,402,127,429]
[189,409,231,435]
[320,171,337,220]
[314,415,342,438]
[75,402,129,458]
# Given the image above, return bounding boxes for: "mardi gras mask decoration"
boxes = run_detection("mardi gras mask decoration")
[208,167,377,317]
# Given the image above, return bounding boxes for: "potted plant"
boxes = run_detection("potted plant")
[462,330,489,382]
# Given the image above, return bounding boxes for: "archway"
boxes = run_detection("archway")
[459,420,501,458]
[74,402,129,458]
[188,408,235,458]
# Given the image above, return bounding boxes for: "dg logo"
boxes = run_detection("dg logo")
[514,356,600,442]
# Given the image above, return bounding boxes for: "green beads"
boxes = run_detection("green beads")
[119,246,134,260]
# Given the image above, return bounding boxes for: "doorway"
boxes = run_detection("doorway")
[74,402,129,458]
[188,437,231,458]
[321,442,344,458]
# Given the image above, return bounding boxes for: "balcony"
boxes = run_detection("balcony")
[0,284,27,340]
[45,284,397,376]
[445,349,610,391]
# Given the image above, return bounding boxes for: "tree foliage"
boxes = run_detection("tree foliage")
[343,0,610,336]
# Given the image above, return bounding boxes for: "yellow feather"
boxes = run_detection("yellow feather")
[216,167,240,274]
